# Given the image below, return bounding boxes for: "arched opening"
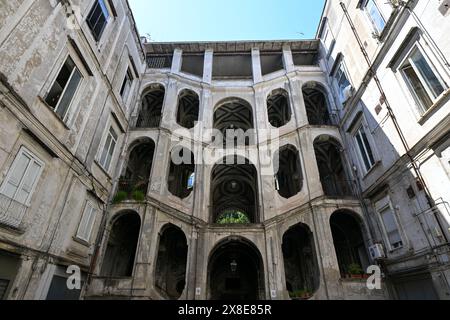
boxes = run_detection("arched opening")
[136,84,165,128]
[211,156,259,224]
[213,98,254,147]
[314,136,352,197]
[267,89,291,128]
[168,147,195,199]
[117,139,155,201]
[155,224,188,300]
[176,89,200,129]
[303,83,332,126]
[208,238,265,300]
[282,223,320,299]
[330,210,370,277]
[100,211,141,278]
[275,145,303,198]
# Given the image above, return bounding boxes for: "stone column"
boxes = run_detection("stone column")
[282,45,295,74]
[171,48,183,74]
[203,49,213,84]
[252,48,263,84]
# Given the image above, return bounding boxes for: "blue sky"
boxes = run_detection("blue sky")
[128,0,326,42]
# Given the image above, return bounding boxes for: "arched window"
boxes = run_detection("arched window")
[155,224,188,300]
[275,145,303,198]
[267,89,291,128]
[101,211,141,277]
[136,84,165,128]
[168,147,195,199]
[282,223,320,299]
[116,138,155,201]
[314,136,352,197]
[213,98,254,147]
[303,83,332,126]
[330,210,369,277]
[176,89,199,129]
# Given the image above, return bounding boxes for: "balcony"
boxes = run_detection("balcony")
[113,178,149,203]
[0,193,27,229]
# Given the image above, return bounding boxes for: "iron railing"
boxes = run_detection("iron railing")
[321,177,355,198]
[0,193,27,229]
[134,115,161,129]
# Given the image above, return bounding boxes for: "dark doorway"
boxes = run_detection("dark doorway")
[330,210,369,277]
[155,224,188,300]
[100,212,141,277]
[303,82,332,126]
[267,89,291,128]
[168,147,195,199]
[0,250,20,300]
[275,145,303,198]
[282,224,320,298]
[208,238,265,300]
[136,84,165,128]
[176,89,200,129]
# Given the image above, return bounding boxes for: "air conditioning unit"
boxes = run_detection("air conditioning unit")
[369,243,386,261]
[439,0,450,16]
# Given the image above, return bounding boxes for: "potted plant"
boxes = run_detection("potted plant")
[113,191,128,204]
[132,189,145,202]
[289,289,312,300]
[347,263,364,279]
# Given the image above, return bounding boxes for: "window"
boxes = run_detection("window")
[400,47,446,113]
[354,124,376,172]
[120,68,133,102]
[375,196,403,250]
[0,147,44,206]
[76,201,97,242]
[99,126,118,172]
[363,0,386,34]
[45,56,82,120]
[334,61,352,104]
[87,0,110,41]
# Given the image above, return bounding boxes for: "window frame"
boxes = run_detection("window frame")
[86,0,111,42]
[44,55,84,122]
[75,200,97,243]
[333,59,353,104]
[0,147,45,207]
[375,195,405,252]
[120,67,134,104]
[362,0,386,35]
[97,121,119,173]
[352,118,377,174]
[399,45,448,114]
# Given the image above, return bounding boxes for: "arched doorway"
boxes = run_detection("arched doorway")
[136,84,165,128]
[168,146,195,199]
[155,224,188,300]
[100,211,141,277]
[302,82,332,126]
[282,223,320,298]
[176,89,199,129]
[208,238,265,300]
[330,210,369,277]
[211,156,259,224]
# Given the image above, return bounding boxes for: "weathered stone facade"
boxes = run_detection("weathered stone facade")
[0,0,449,300]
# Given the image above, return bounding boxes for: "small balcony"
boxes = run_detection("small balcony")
[0,193,27,229]
[113,178,149,203]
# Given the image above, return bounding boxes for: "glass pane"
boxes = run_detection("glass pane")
[381,208,398,233]
[411,50,445,98]
[99,0,110,18]
[367,0,385,33]
[360,127,375,166]
[99,134,112,167]
[402,64,433,111]
[56,68,82,119]
[356,132,371,171]
[16,161,41,204]
[104,138,116,170]
[45,57,75,108]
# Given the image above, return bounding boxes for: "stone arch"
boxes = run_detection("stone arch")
[313,135,352,197]
[117,137,155,200]
[155,224,188,300]
[330,209,370,277]
[282,223,320,299]
[167,146,195,199]
[274,144,303,198]
[136,83,165,128]
[267,88,291,128]
[211,155,259,224]
[302,82,332,126]
[213,97,255,147]
[100,211,141,278]
[207,236,265,300]
[176,89,200,129]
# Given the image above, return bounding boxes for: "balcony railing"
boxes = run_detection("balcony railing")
[321,178,355,198]
[0,193,27,229]
[134,115,161,129]
[115,178,149,202]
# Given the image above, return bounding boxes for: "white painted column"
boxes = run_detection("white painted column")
[282,45,295,73]
[171,48,183,74]
[252,48,263,84]
[203,49,213,84]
